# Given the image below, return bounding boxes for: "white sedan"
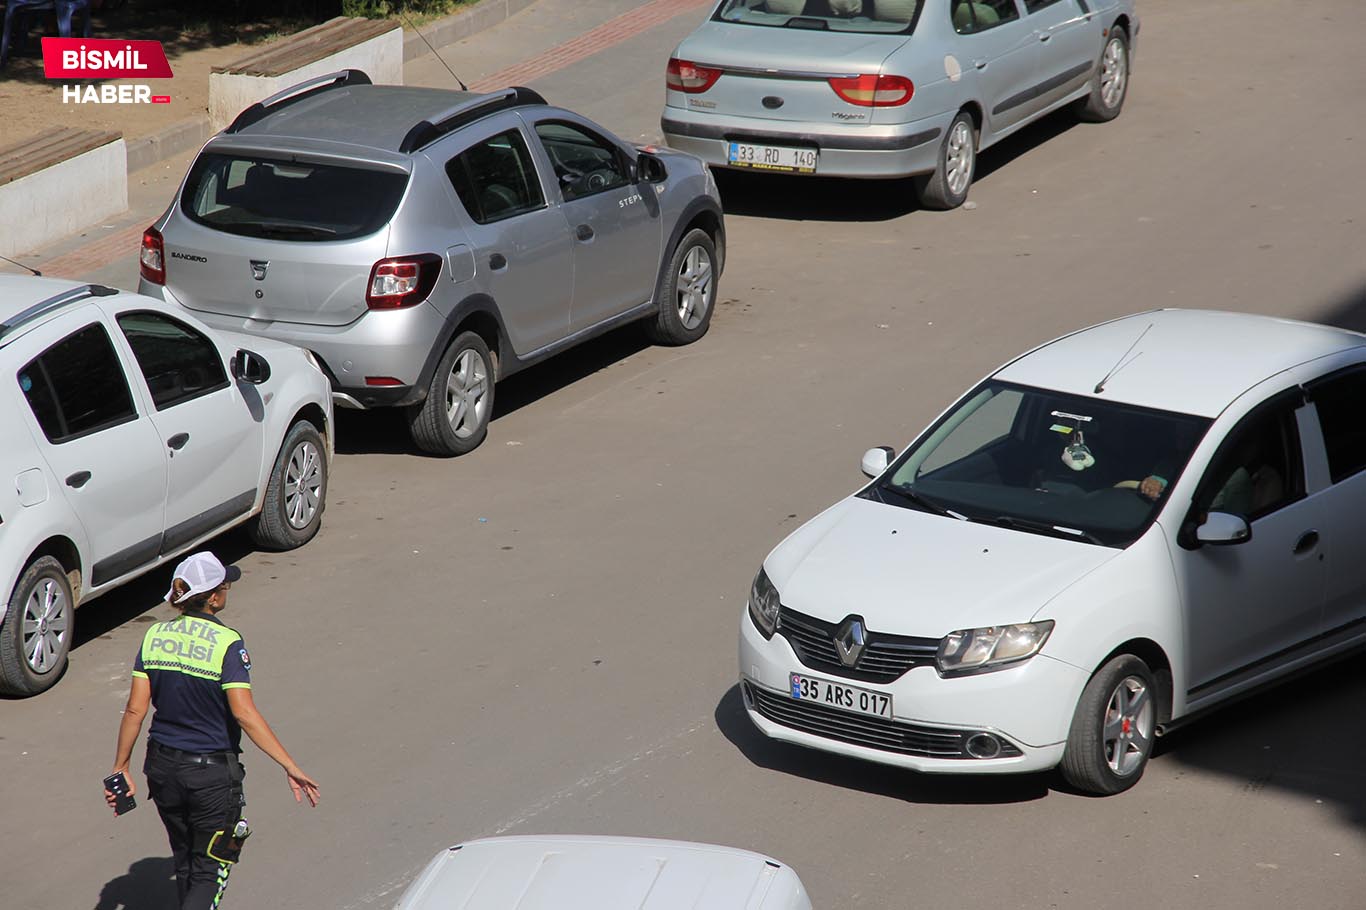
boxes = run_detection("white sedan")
[740,309,1366,794]
[0,276,333,696]
[394,836,811,909]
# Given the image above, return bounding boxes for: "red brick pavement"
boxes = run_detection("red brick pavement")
[40,222,147,280]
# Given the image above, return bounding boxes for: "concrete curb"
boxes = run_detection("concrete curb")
[402,0,540,62]
[126,116,213,173]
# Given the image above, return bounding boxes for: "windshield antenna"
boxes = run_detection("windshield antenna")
[1093,322,1152,394]
[401,11,468,91]
[0,253,41,276]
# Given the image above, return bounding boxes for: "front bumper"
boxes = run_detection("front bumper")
[141,281,444,410]
[738,610,1085,774]
[661,108,952,179]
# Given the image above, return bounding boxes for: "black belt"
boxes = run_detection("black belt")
[149,740,234,765]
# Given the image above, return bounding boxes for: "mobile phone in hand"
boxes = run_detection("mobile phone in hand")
[103,772,137,815]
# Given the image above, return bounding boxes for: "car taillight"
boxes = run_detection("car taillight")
[666,57,722,94]
[140,227,165,284]
[365,254,441,310]
[828,74,914,107]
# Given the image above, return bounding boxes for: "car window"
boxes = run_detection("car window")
[533,122,630,202]
[1023,0,1060,12]
[714,0,920,35]
[1309,368,1366,483]
[1194,402,1304,521]
[117,311,229,411]
[181,152,408,241]
[952,0,1020,33]
[445,129,545,225]
[18,323,138,444]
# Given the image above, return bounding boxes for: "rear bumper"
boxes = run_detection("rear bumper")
[660,108,951,179]
[140,281,442,409]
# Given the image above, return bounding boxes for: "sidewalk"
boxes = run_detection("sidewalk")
[8,0,712,288]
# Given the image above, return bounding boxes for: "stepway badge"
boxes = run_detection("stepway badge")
[42,38,173,104]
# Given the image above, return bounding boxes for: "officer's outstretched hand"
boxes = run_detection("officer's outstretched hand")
[285,765,320,807]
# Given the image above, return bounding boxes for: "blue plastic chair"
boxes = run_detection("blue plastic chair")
[1,1,93,69]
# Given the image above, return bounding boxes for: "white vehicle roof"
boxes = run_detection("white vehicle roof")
[994,309,1366,417]
[393,835,812,910]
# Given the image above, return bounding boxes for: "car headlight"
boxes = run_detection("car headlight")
[748,567,780,639]
[936,621,1054,676]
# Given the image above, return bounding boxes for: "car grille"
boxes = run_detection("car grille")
[777,606,938,684]
[746,682,1022,760]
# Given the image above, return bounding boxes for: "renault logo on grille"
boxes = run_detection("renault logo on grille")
[250,260,269,281]
[834,617,866,668]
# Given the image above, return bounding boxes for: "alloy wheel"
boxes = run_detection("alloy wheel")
[676,245,713,330]
[1100,37,1128,109]
[22,577,69,675]
[946,120,974,198]
[446,349,490,439]
[1102,674,1154,777]
[284,440,323,530]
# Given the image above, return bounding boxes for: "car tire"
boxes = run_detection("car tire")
[1074,27,1129,123]
[914,111,976,211]
[408,331,495,456]
[250,420,328,551]
[1060,653,1157,795]
[0,556,74,697]
[645,228,718,346]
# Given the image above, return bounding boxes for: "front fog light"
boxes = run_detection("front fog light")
[748,567,780,639]
[936,621,1054,676]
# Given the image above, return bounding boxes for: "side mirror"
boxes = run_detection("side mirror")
[861,446,895,479]
[1195,511,1251,546]
[636,151,668,183]
[231,349,271,385]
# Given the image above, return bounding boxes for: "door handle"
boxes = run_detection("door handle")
[575,224,595,242]
[1293,530,1320,555]
[973,58,988,70]
[65,471,91,489]
[1039,32,1052,42]
[167,433,190,451]
[489,253,508,271]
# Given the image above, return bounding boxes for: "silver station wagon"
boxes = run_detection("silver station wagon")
[662,0,1137,209]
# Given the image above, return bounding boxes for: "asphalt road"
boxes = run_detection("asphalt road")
[4,1,1366,908]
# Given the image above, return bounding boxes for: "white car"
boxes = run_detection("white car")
[394,836,811,909]
[0,276,333,696]
[740,309,1366,794]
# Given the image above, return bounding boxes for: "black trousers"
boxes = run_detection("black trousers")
[144,742,246,910]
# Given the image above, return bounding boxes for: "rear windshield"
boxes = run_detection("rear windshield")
[181,152,409,242]
[714,0,920,34]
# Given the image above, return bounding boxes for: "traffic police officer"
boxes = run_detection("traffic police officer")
[107,552,320,910]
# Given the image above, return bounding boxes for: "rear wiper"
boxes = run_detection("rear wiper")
[991,515,1104,546]
[879,484,967,521]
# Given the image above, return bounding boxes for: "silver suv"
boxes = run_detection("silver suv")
[141,71,726,456]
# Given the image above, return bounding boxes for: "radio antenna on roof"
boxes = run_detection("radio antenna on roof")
[401,11,469,91]
[1093,322,1152,394]
[0,253,41,276]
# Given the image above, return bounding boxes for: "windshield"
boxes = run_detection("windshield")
[874,381,1212,547]
[714,0,921,35]
[181,152,408,242]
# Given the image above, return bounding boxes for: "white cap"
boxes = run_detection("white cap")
[165,552,242,603]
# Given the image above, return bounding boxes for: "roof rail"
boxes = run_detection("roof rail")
[0,284,119,342]
[224,69,373,135]
[397,86,548,154]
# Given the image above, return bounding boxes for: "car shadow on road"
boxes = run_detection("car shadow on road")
[713,109,1080,222]
[713,684,1051,805]
[92,855,177,910]
[333,324,651,456]
[1157,651,1366,830]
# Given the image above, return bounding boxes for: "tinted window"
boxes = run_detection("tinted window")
[953,0,1020,33]
[715,0,920,35]
[1311,369,1366,482]
[1195,403,1304,520]
[1024,0,1060,11]
[534,122,630,202]
[182,153,408,241]
[445,129,545,225]
[19,323,137,443]
[117,312,229,410]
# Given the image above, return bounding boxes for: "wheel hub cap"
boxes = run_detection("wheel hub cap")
[946,121,973,197]
[283,440,322,530]
[1103,674,1153,777]
[676,246,713,330]
[446,349,489,439]
[22,579,69,674]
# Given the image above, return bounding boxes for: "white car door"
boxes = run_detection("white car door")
[1303,363,1366,646]
[1174,391,1328,707]
[110,309,264,556]
[10,311,169,586]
